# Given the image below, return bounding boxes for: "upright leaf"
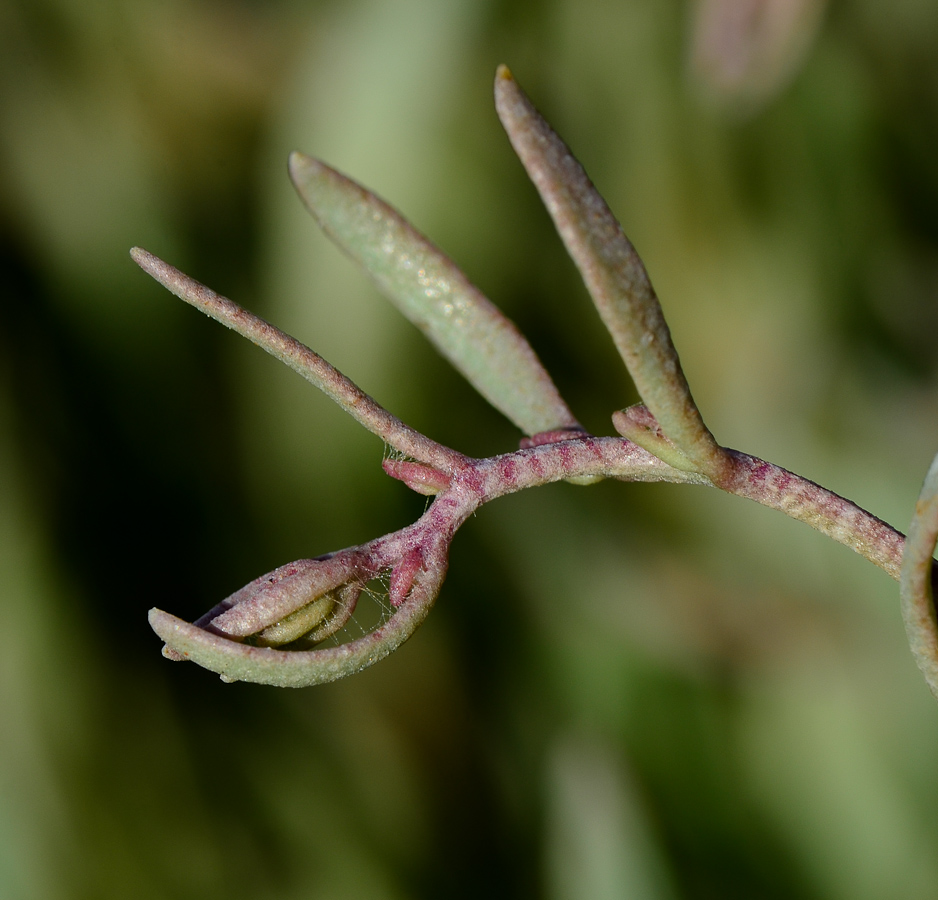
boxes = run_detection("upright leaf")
[494,66,727,480]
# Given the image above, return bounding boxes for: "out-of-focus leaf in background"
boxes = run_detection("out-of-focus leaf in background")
[1,0,938,897]
[687,0,829,112]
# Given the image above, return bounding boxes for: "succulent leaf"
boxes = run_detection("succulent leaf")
[149,564,445,688]
[288,152,580,437]
[494,66,727,479]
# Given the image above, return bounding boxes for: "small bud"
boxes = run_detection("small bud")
[253,591,336,647]
[382,459,452,495]
[389,549,424,607]
[612,405,699,475]
[254,581,363,647]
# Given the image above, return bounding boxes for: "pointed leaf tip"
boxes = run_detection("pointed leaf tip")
[287,150,319,185]
[288,150,580,437]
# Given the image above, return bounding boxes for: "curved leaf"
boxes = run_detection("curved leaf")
[149,563,445,688]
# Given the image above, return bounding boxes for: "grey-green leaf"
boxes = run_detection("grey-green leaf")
[288,152,580,437]
[493,66,727,480]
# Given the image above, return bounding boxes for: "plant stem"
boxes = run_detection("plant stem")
[717,450,905,580]
[151,431,910,687]
[459,438,905,580]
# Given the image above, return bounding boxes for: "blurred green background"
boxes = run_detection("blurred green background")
[2,0,938,897]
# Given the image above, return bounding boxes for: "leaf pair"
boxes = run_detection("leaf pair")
[148,520,455,688]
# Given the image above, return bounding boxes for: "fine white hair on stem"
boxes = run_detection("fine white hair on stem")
[130,247,467,474]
